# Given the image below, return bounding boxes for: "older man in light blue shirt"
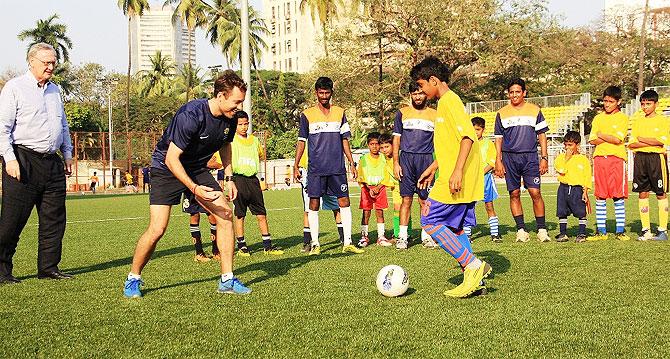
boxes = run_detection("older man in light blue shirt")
[0,43,74,284]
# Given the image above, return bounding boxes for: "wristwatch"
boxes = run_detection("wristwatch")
[224,175,233,182]
[540,156,548,161]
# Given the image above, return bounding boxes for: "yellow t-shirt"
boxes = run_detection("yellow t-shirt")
[554,153,592,189]
[429,91,484,204]
[589,111,628,159]
[125,173,133,183]
[298,141,308,168]
[629,115,670,153]
[90,176,99,183]
[212,151,222,166]
[479,139,496,173]
[382,155,398,188]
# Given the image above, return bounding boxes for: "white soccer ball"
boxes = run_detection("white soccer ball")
[376,265,409,297]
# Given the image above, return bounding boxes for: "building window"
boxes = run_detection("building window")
[288,58,292,72]
[285,2,290,18]
[287,40,292,53]
[271,44,276,54]
[286,21,291,33]
[273,61,276,70]
[295,39,298,52]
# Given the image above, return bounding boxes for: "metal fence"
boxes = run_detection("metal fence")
[0,131,269,193]
[466,93,591,114]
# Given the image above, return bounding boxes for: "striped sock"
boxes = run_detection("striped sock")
[658,198,669,232]
[189,224,201,239]
[488,216,499,236]
[614,199,625,233]
[559,218,568,235]
[209,223,217,236]
[578,218,587,235]
[595,199,607,234]
[463,226,472,237]
[639,198,651,231]
[423,224,478,268]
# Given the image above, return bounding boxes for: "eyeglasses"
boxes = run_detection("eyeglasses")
[32,57,57,67]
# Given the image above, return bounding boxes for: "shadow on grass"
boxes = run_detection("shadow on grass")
[16,244,197,280]
[143,236,354,294]
[446,250,510,286]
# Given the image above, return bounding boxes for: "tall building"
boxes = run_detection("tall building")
[129,5,196,74]
[605,0,670,34]
[260,0,323,73]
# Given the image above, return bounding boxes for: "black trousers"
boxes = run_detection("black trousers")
[0,146,66,276]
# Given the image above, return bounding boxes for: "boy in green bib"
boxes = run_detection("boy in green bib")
[231,111,283,256]
[357,132,391,247]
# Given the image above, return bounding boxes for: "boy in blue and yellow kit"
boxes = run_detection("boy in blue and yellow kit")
[554,131,591,243]
[629,89,670,241]
[411,57,491,298]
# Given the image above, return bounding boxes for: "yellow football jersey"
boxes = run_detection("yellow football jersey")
[429,91,484,204]
[479,139,496,173]
[629,115,670,153]
[554,153,592,189]
[589,111,628,159]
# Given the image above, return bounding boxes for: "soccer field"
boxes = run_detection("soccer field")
[2,184,670,358]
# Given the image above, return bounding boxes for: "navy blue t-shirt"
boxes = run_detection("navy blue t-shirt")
[151,99,237,172]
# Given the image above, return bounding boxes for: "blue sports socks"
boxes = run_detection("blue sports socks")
[488,216,499,236]
[595,199,607,234]
[423,224,477,268]
[614,199,625,233]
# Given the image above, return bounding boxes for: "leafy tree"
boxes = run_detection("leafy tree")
[64,102,102,131]
[174,64,208,100]
[164,0,209,99]
[266,128,298,160]
[299,0,341,57]
[138,51,176,97]
[118,0,150,169]
[17,14,73,62]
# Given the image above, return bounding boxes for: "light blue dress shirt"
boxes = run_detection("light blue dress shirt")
[0,71,72,163]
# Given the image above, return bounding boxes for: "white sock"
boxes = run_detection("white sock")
[465,258,483,271]
[221,272,233,282]
[127,272,141,280]
[340,206,353,246]
[307,210,320,246]
[377,222,385,239]
[421,229,430,241]
[361,224,368,236]
[399,225,408,240]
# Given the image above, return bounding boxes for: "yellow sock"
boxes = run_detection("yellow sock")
[639,198,651,231]
[659,198,669,232]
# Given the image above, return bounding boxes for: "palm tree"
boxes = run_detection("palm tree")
[17,14,73,62]
[118,0,149,171]
[174,64,208,100]
[138,51,176,97]
[163,0,209,100]
[206,0,269,68]
[206,0,274,110]
[299,0,341,57]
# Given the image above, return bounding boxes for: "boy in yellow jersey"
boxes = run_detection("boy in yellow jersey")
[89,172,99,194]
[379,133,415,244]
[554,131,591,243]
[629,90,670,241]
[587,86,630,241]
[469,117,502,242]
[230,111,283,255]
[357,132,392,247]
[124,171,138,193]
[411,57,491,298]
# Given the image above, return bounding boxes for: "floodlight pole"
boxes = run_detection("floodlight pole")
[241,0,252,133]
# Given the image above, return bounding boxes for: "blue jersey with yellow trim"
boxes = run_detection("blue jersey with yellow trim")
[298,105,351,176]
[494,102,548,153]
[392,106,436,154]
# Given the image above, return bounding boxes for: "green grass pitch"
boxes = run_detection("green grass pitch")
[2,183,670,358]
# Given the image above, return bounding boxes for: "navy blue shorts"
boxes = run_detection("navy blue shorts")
[150,168,220,206]
[306,173,349,198]
[556,183,586,218]
[502,152,541,192]
[421,198,476,232]
[399,152,433,199]
[182,191,210,215]
[217,170,225,181]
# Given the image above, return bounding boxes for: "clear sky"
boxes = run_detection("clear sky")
[0,0,604,74]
